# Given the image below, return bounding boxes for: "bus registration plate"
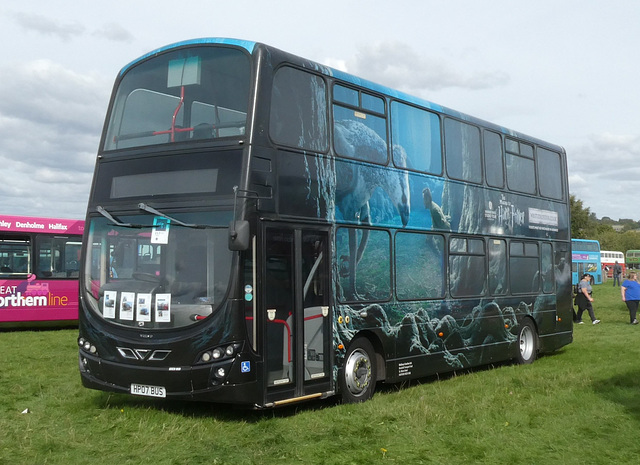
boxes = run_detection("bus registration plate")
[130,383,166,398]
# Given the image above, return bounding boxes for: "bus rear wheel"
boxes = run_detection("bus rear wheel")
[516,319,537,365]
[340,338,377,403]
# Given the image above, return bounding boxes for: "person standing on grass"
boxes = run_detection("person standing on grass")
[621,272,640,325]
[576,274,601,325]
[613,261,622,287]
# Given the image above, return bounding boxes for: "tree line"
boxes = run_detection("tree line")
[570,195,640,252]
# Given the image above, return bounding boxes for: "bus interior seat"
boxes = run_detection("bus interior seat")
[193,123,213,140]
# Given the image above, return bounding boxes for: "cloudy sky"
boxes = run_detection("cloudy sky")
[0,1,638,221]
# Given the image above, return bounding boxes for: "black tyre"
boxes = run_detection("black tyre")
[516,319,537,365]
[339,337,377,403]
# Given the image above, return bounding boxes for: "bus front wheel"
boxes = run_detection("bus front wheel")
[516,319,537,365]
[340,337,377,403]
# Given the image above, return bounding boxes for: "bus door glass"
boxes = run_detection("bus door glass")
[263,227,330,399]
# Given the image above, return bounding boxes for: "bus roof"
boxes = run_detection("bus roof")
[0,215,84,235]
[118,38,565,153]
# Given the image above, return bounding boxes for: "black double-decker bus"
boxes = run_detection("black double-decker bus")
[78,38,572,407]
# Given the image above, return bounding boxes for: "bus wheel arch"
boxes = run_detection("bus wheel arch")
[515,317,538,365]
[339,335,382,403]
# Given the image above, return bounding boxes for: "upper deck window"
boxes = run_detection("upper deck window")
[269,66,328,152]
[333,84,388,164]
[444,118,482,184]
[484,130,504,188]
[537,147,564,200]
[103,46,251,151]
[506,138,536,194]
[390,101,442,175]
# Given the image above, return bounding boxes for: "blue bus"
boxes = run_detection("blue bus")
[78,38,573,407]
[571,239,602,285]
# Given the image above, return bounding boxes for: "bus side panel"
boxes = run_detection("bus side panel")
[336,293,571,385]
[0,278,78,324]
[276,152,570,243]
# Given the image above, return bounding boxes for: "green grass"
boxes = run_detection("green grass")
[2,284,640,464]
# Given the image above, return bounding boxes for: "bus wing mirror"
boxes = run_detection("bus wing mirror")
[229,220,250,251]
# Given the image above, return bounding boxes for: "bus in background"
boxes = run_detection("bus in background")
[626,250,640,270]
[601,250,625,279]
[78,38,573,407]
[571,239,602,285]
[0,215,84,327]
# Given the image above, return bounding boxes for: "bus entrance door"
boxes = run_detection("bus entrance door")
[263,227,331,404]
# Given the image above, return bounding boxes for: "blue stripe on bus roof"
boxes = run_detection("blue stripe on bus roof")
[119,38,256,76]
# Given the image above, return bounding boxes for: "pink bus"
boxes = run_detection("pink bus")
[0,215,84,327]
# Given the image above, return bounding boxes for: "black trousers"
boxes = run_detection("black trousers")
[625,300,639,323]
[576,302,596,322]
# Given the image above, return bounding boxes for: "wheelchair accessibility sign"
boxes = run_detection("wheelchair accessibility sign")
[241,361,251,373]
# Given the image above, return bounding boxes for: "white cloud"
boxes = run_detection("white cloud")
[567,132,640,219]
[347,41,510,95]
[10,11,85,41]
[323,58,348,72]
[0,59,107,218]
[93,22,135,43]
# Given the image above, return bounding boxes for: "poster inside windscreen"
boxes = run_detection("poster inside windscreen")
[151,217,170,244]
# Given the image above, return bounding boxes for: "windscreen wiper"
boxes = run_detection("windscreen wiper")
[96,206,143,228]
[137,203,213,229]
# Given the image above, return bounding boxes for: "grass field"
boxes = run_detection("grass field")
[2,284,640,464]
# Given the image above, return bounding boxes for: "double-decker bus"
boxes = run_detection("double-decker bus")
[78,38,573,407]
[626,250,640,270]
[571,239,602,285]
[601,250,625,278]
[1,215,84,327]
